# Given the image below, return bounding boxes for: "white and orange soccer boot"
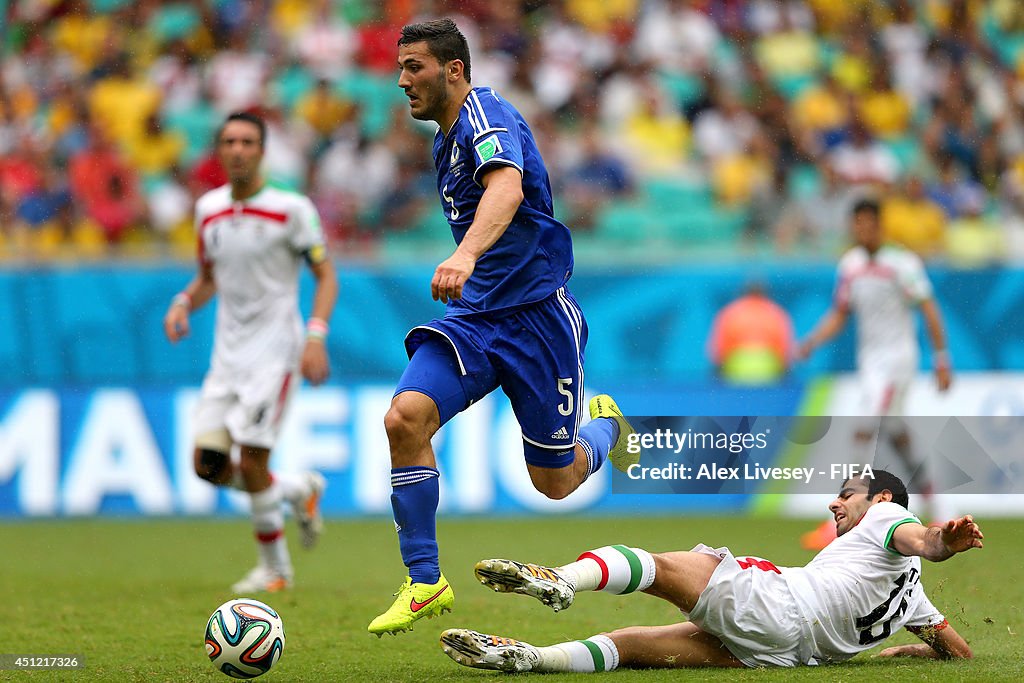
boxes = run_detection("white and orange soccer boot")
[292,471,326,550]
[474,558,576,612]
[440,629,541,672]
[230,565,292,594]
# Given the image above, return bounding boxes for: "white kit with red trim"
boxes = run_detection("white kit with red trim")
[195,184,326,372]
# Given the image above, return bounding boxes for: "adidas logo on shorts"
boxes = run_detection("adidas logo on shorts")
[549,426,570,440]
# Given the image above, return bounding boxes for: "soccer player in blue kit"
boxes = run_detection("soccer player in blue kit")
[368,18,637,636]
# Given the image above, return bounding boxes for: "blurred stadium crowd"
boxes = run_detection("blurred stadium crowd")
[3,0,1024,264]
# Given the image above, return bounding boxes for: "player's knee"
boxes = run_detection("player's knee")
[384,397,434,448]
[236,454,265,481]
[195,448,229,483]
[533,477,575,500]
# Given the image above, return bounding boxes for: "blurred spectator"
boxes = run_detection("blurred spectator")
[0,137,44,207]
[927,153,986,219]
[617,79,690,178]
[14,161,72,230]
[188,147,228,198]
[205,28,269,114]
[858,58,911,140]
[830,20,873,93]
[713,132,773,207]
[124,112,185,181]
[149,39,204,115]
[753,2,820,91]
[635,0,721,74]
[69,128,145,242]
[562,122,633,229]
[829,117,900,187]
[879,0,930,108]
[88,53,161,145]
[708,282,795,385]
[882,175,948,258]
[946,195,1006,269]
[749,0,815,35]
[774,161,857,254]
[147,165,193,240]
[786,70,851,148]
[290,0,358,79]
[692,88,760,161]
[747,162,792,241]
[296,79,355,158]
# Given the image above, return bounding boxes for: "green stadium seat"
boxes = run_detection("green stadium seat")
[643,178,714,213]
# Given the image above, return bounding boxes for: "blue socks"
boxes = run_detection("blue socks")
[390,466,441,584]
[577,417,619,478]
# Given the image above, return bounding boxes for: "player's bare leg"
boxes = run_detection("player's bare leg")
[233,444,292,593]
[441,621,741,672]
[527,447,591,500]
[606,622,743,669]
[193,446,235,486]
[369,391,453,635]
[526,394,637,500]
[642,551,723,612]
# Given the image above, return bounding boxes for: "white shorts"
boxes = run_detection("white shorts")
[858,369,910,417]
[194,363,298,450]
[685,544,812,668]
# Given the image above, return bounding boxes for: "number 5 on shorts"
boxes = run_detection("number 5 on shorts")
[557,378,574,416]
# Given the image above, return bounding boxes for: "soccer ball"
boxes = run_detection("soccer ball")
[205,598,285,679]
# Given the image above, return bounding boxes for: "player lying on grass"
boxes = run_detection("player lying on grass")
[440,469,982,671]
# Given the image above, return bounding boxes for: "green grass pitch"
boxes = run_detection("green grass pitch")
[1,515,1021,682]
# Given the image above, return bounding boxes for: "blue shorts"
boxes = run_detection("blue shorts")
[395,286,588,469]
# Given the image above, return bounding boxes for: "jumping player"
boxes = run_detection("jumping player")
[441,469,981,672]
[369,19,635,635]
[164,111,338,593]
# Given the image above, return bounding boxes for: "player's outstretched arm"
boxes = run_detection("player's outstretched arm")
[300,258,338,385]
[796,306,849,360]
[890,515,984,562]
[432,166,523,303]
[879,621,973,660]
[920,297,952,392]
[164,265,216,343]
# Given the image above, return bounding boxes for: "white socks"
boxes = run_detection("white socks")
[250,483,291,574]
[536,635,619,673]
[558,545,656,594]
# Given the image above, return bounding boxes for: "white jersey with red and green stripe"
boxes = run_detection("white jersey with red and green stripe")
[781,502,945,663]
[195,183,326,372]
[834,244,933,377]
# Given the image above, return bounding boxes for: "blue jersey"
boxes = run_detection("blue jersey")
[431,87,574,315]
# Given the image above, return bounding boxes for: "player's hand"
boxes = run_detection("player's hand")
[164,305,190,342]
[301,340,330,386]
[794,340,812,361]
[939,514,984,554]
[432,250,476,303]
[936,365,952,392]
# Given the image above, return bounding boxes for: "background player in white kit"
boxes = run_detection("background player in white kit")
[163,112,339,592]
[439,469,981,672]
[796,198,952,549]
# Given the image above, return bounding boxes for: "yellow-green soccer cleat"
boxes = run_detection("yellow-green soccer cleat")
[367,574,454,636]
[589,394,637,471]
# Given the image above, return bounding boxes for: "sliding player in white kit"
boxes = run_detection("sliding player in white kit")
[164,112,339,592]
[797,198,952,549]
[439,469,980,672]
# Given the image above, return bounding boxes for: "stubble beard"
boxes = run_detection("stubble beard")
[413,72,450,123]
